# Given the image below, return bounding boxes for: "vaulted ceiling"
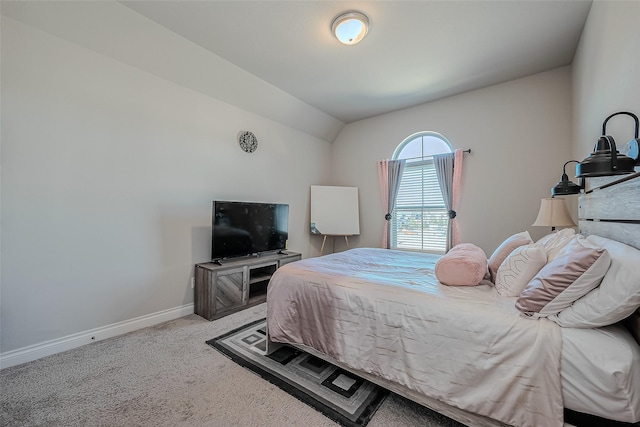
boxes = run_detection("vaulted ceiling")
[122,1,592,123]
[1,1,592,141]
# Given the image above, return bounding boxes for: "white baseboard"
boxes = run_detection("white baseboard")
[0,303,194,369]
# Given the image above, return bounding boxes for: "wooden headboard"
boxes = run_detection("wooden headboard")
[578,171,640,344]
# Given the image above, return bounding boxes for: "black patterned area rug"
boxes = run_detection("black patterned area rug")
[207,318,389,427]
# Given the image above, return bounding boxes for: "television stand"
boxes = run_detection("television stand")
[195,251,301,321]
[213,253,265,266]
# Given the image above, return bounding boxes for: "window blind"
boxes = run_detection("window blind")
[391,160,447,253]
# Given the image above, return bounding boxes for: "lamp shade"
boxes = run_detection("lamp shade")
[532,198,576,228]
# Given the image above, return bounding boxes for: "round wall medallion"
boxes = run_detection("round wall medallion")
[238,131,258,153]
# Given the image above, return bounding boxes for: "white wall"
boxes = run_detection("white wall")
[0,17,331,355]
[572,1,640,162]
[331,68,573,256]
[0,1,344,142]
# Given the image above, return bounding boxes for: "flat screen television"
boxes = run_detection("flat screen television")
[211,201,289,261]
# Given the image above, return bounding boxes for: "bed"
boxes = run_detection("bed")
[266,173,640,427]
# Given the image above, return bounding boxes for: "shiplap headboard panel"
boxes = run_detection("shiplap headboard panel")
[579,172,640,249]
[578,171,640,344]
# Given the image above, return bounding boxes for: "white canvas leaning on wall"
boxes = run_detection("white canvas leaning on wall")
[310,186,360,236]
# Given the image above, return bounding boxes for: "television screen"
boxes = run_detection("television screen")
[211,201,289,260]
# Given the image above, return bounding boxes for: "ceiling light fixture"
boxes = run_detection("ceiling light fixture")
[331,11,369,45]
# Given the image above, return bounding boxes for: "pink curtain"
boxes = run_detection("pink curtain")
[434,149,465,251]
[451,149,464,247]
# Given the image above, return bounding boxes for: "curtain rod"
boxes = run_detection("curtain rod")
[402,148,471,162]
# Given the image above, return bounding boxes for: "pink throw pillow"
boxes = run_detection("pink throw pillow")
[488,231,533,282]
[435,243,488,286]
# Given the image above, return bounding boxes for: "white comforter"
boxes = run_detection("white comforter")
[267,248,563,427]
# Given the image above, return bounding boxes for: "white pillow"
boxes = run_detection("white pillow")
[495,244,547,297]
[551,235,640,328]
[516,235,610,318]
[536,227,575,261]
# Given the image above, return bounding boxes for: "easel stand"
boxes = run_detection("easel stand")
[320,235,350,255]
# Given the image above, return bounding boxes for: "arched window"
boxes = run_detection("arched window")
[391,132,453,253]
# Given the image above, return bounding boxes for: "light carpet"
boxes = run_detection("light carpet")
[0,303,461,427]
